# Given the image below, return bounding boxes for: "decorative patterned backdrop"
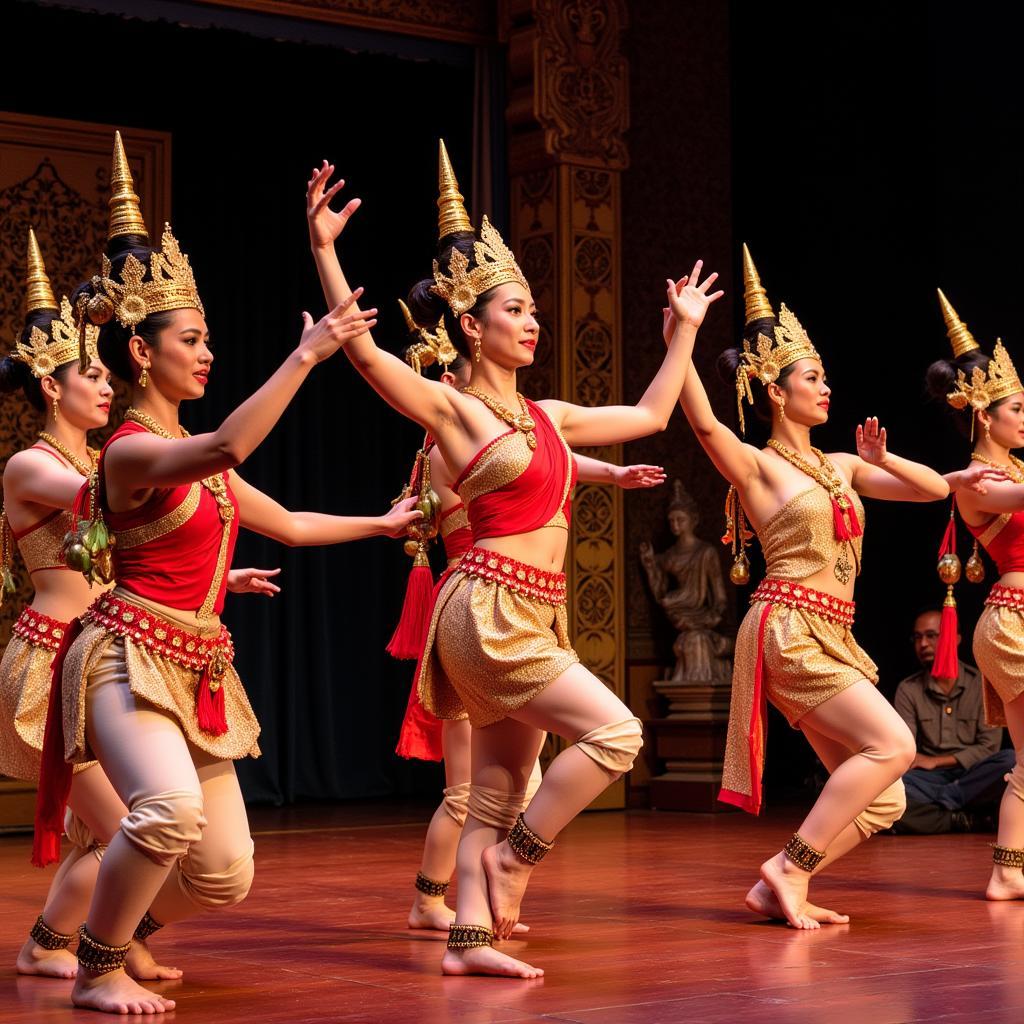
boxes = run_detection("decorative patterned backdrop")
[503,0,629,806]
[0,113,170,646]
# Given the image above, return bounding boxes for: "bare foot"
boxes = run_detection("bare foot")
[71,968,175,1015]
[745,879,849,925]
[127,939,183,981]
[408,897,530,934]
[15,937,78,978]
[482,842,534,940]
[441,945,543,979]
[409,895,456,931]
[986,865,1024,901]
[760,852,818,930]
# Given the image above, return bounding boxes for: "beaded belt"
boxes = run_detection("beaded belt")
[985,583,1024,611]
[84,593,234,685]
[457,546,567,606]
[11,608,69,653]
[751,578,855,627]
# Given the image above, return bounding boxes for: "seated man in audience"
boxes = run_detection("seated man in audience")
[892,608,1015,834]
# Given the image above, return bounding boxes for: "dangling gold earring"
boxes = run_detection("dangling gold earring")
[473,338,482,363]
[52,396,60,422]
[139,365,149,389]
[984,419,991,441]
[776,399,786,422]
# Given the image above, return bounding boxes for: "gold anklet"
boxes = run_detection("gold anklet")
[784,833,826,873]
[415,872,449,897]
[76,925,131,975]
[507,813,554,865]
[29,915,74,951]
[991,844,1024,868]
[133,911,163,942]
[447,924,494,950]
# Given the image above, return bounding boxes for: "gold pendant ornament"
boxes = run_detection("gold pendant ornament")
[834,544,853,585]
[965,540,985,584]
[460,386,537,449]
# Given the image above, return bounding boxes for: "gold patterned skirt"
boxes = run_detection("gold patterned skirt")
[721,578,878,814]
[417,547,579,727]
[973,583,1024,726]
[62,588,261,764]
[0,609,93,780]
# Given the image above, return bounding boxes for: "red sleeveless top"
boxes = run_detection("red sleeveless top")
[966,509,1024,575]
[102,422,239,617]
[453,399,577,542]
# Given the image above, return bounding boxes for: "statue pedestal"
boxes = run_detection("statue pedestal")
[645,679,733,813]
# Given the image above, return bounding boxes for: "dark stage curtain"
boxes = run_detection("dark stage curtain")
[0,2,478,803]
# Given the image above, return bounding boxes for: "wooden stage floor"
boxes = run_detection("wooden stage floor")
[1,802,1021,1023]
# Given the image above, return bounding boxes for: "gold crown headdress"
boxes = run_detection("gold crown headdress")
[733,244,821,435]
[12,229,98,378]
[399,299,458,375]
[80,132,204,340]
[429,140,528,317]
[940,290,1023,421]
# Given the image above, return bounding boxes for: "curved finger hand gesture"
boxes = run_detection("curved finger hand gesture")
[962,464,1009,494]
[298,289,378,362]
[306,161,361,249]
[381,495,424,538]
[666,259,725,330]
[856,417,888,465]
[617,464,667,489]
[227,567,282,597]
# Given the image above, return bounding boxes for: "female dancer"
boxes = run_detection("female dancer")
[925,290,1024,900]
[32,133,417,1015]
[2,233,279,981]
[307,144,720,978]
[393,310,664,932]
[671,246,988,930]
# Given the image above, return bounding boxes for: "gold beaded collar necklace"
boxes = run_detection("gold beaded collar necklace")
[460,386,537,450]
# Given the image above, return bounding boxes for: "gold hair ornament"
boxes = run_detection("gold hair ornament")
[399,299,458,374]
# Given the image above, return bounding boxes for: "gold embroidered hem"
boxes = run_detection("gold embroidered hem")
[416,558,579,728]
[721,587,879,803]
[0,610,94,780]
[973,589,1024,726]
[61,589,261,763]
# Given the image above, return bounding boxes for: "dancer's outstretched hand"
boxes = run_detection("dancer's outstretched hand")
[380,496,424,538]
[307,161,361,249]
[298,290,378,363]
[855,417,888,465]
[615,464,667,489]
[955,464,1010,495]
[227,567,282,597]
[666,259,724,330]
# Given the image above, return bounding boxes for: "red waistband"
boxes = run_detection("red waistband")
[751,578,856,627]
[985,583,1024,610]
[85,593,234,679]
[11,609,71,653]
[457,546,567,606]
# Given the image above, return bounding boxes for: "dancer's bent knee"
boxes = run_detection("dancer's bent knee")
[177,839,255,910]
[120,789,207,866]
[63,809,107,862]
[1004,760,1024,803]
[468,784,526,830]
[575,717,644,776]
[853,779,906,837]
[443,782,471,826]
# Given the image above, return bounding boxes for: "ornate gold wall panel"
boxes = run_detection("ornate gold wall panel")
[0,113,170,648]
[196,0,495,43]
[503,0,629,807]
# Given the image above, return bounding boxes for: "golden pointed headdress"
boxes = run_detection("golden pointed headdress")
[430,140,528,317]
[937,288,980,359]
[80,133,204,335]
[733,245,821,433]
[108,131,148,240]
[12,231,98,378]
[399,299,458,375]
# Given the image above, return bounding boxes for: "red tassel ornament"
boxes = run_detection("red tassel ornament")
[932,500,962,681]
[386,550,435,660]
[197,674,228,735]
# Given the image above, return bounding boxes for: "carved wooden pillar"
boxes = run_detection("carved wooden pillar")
[502,0,629,806]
